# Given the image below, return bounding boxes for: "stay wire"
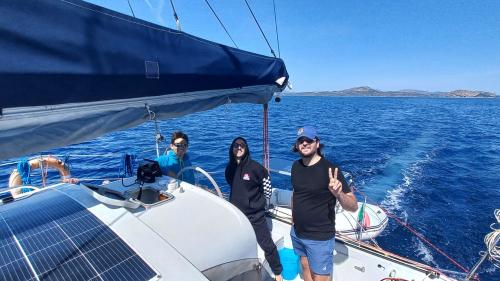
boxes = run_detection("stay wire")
[272,0,280,58]
[204,0,238,48]
[169,0,182,31]
[243,0,276,58]
[126,0,135,18]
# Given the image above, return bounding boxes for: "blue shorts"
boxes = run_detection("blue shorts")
[290,227,335,276]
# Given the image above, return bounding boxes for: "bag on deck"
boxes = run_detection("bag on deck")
[137,160,162,183]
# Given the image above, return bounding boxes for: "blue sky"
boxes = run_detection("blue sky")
[88,0,500,94]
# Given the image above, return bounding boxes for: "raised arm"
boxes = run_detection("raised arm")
[328,167,358,212]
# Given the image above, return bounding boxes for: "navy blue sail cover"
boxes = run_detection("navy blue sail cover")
[0,0,288,160]
[0,0,287,108]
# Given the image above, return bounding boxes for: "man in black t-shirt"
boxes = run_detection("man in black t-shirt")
[290,126,358,281]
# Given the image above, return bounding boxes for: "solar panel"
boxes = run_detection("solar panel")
[0,190,158,281]
[0,219,34,281]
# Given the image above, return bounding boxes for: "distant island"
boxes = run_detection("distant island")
[286,87,497,98]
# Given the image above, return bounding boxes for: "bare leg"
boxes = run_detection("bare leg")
[300,256,313,281]
[311,273,331,281]
[300,256,331,281]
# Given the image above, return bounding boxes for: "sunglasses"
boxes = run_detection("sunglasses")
[297,137,316,145]
[173,143,187,148]
[233,143,246,149]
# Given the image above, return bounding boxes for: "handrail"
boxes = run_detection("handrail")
[176,166,223,198]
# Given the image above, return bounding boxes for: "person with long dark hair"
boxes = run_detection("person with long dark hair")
[225,137,283,281]
[291,126,358,281]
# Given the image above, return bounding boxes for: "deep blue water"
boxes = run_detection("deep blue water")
[1,97,499,280]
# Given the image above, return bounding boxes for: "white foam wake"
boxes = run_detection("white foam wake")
[380,150,436,213]
[413,237,437,266]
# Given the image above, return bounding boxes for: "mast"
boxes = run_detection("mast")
[263,103,270,171]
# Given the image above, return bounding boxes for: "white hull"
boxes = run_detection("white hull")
[263,215,456,281]
[2,178,458,281]
[269,188,388,241]
[2,178,261,281]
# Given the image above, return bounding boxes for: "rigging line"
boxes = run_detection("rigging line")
[169,0,182,31]
[272,0,281,58]
[355,187,471,274]
[243,0,276,58]
[145,104,163,158]
[204,0,239,48]
[126,0,136,18]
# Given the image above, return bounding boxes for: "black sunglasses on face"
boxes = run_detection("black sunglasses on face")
[233,143,246,149]
[297,137,315,145]
[173,143,187,148]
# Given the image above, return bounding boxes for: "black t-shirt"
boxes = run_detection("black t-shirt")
[291,157,351,240]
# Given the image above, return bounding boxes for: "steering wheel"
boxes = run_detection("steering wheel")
[176,166,224,198]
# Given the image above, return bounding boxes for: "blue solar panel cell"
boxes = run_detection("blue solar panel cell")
[28,238,82,277]
[0,236,22,262]
[87,237,132,271]
[0,220,36,281]
[0,190,158,281]
[101,254,158,281]
[38,255,98,281]
[19,225,67,256]
[70,225,115,254]
[59,213,104,237]
[1,259,35,281]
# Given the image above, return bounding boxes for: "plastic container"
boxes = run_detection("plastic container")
[279,248,299,280]
[167,178,179,192]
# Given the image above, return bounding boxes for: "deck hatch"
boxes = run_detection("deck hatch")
[0,190,157,281]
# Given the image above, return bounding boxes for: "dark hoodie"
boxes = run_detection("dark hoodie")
[225,137,272,222]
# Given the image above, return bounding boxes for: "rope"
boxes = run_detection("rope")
[145,104,165,158]
[62,154,72,171]
[17,159,31,185]
[272,0,280,58]
[204,0,238,48]
[355,188,471,274]
[485,209,500,268]
[119,153,136,177]
[40,156,48,187]
[77,178,123,182]
[243,0,276,57]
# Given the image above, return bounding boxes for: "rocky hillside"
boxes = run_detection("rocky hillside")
[289,87,497,98]
[447,90,496,97]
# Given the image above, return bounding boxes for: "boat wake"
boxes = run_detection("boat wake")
[379,150,434,213]
[367,137,448,268]
[413,237,437,266]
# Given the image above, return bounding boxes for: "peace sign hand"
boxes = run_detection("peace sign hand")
[328,167,343,198]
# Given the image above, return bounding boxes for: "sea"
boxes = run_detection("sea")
[1,96,499,281]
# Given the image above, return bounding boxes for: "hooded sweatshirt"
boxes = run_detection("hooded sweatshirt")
[225,137,272,222]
